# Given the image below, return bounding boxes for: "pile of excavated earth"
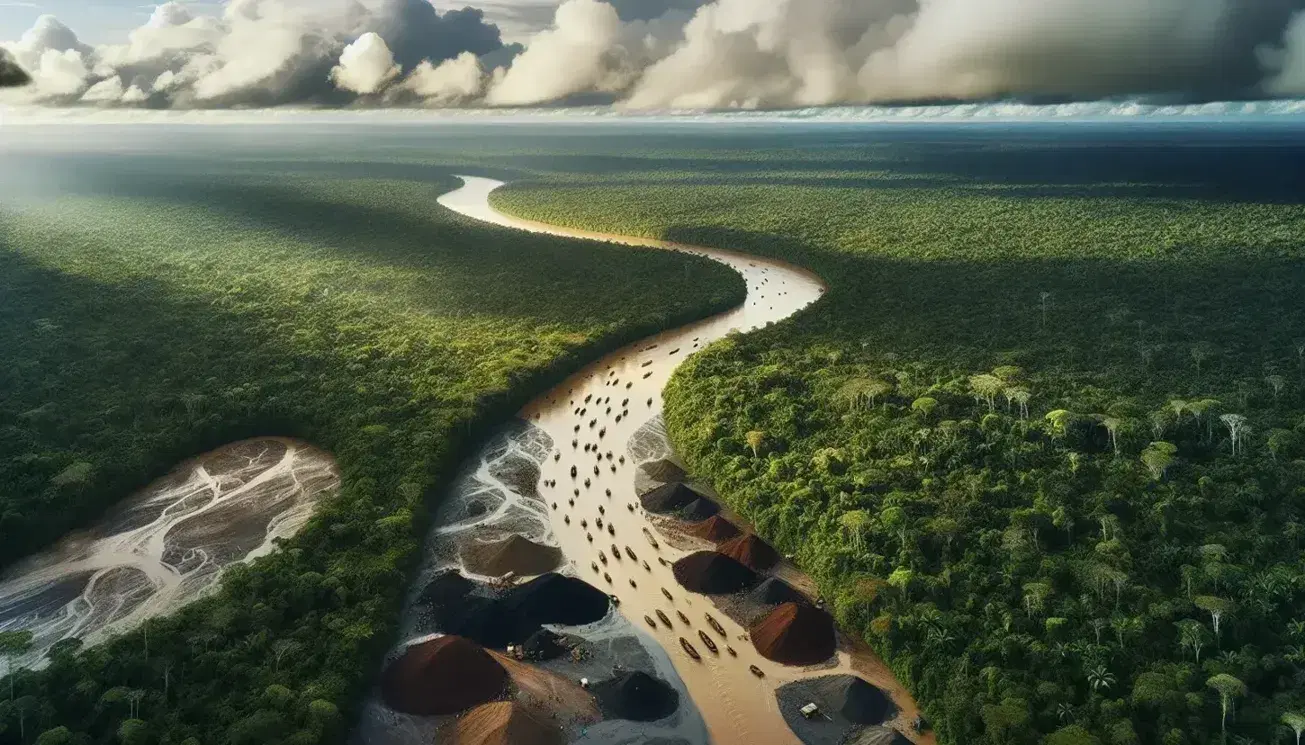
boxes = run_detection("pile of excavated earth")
[776,675,903,745]
[690,515,740,542]
[592,671,679,722]
[671,551,757,594]
[445,572,611,648]
[750,602,837,666]
[460,534,563,577]
[442,701,564,745]
[640,482,702,514]
[382,636,509,716]
[720,533,780,571]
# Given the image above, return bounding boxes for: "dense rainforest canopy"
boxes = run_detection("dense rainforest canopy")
[4,122,1305,745]
[0,150,741,745]
[493,126,1305,745]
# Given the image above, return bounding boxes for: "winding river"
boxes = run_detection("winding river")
[365,177,929,744]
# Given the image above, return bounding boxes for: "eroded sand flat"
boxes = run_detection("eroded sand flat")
[0,437,338,668]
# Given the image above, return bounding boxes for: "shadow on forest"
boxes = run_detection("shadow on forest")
[657,220,1305,398]
[8,160,725,328]
[0,247,309,566]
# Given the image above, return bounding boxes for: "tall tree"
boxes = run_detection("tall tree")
[0,630,33,701]
[1206,674,1246,740]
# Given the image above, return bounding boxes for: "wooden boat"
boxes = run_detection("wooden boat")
[726,646,737,657]
[657,610,673,627]
[643,528,659,548]
[661,587,673,602]
[629,578,638,589]
[603,573,612,584]
[642,561,651,571]
[625,546,637,561]
[645,615,657,628]
[611,544,621,559]
[609,594,620,606]
[608,524,616,536]
[680,638,701,661]
[698,630,719,654]
[704,613,725,636]
[677,611,691,625]
[749,665,765,678]
[598,551,607,564]
[590,562,599,573]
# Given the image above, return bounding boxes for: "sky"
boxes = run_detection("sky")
[0,0,550,44]
[6,0,1305,111]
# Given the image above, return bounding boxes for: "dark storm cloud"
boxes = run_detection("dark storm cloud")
[0,49,29,87]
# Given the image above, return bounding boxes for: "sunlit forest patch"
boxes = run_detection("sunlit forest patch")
[494,130,1305,745]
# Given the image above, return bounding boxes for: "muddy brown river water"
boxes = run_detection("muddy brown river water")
[368,177,930,745]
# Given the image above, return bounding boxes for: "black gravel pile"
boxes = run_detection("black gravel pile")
[640,482,702,514]
[680,497,720,522]
[593,671,679,722]
[749,577,807,606]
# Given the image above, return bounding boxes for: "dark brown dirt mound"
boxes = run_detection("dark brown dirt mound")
[691,515,740,543]
[638,459,686,484]
[640,482,702,513]
[680,497,719,522]
[749,577,807,606]
[460,534,562,577]
[592,671,679,722]
[750,602,836,666]
[720,533,780,571]
[445,701,563,745]
[381,636,508,715]
[672,551,757,594]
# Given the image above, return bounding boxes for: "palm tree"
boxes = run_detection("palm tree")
[1087,665,1115,693]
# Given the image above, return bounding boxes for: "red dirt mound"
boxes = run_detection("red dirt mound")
[381,636,509,715]
[444,701,563,745]
[671,551,757,594]
[691,515,740,543]
[750,602,836,666]
[720,533,780,571]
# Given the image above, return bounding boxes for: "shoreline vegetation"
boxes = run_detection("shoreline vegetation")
[491,139,1305,745]
[0,163,743,745]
